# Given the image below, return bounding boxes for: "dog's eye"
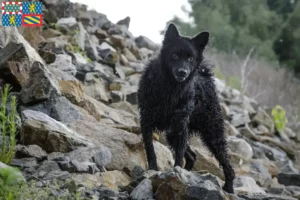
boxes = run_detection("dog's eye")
[172,53,179,60]
[188,57,194,62]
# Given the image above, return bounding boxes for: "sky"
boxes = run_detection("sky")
[70,0,191,44]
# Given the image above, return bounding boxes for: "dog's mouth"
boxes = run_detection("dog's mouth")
[174,75,188,82]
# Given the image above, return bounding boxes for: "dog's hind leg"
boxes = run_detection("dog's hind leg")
[184,146,196,171]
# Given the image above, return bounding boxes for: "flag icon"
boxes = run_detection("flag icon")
[1,2,43,27]
[2,14,22,26]
[1,2,22,14]
[22,14,42,26]
[23,2,42,14]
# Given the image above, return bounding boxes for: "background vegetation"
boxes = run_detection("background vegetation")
[163,0,300,129]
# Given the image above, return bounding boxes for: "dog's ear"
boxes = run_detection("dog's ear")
[192,31,209,50]
[163,23,179,42]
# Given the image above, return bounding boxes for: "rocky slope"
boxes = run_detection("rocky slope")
[0,0,300,199]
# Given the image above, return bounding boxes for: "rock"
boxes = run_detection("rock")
[130,179,153,200]
[59,80,84,104]
[135,36,159,51]
[286,186,300,199]
[192,147,225,180]
[68,120,172,171]
[225,121,240,136]
[22,96,85,123]
[20,61,61,104]
[72,171,131,191]
[236,162,272,187]
[49,67,77,81]
[0,42,31,89]
[97,46,119,66]
[278,173,300,187]
[109,101,139,116]
[20,110,91,153]
[121,85,138,105]
[66,146,112,169]
[56,17,78,31]
[280,160,299,174]
[0,26,44,65]
[92,148,112,170]
[38,49,56,64]
[116,16,130,29]
[230,112,251,127]
[42,28,62,39]
[139,47,154,61]
[49,54,77,76]
[10,158,38,169]
[69,160,100,174]
[252,109,275,134]
[83,73,109,103]
[227,137,253,160]
[15,144,47,161]
[94,28,108,39]
[151,167,226,200]
[110,35,126,49]
[153,142,174,171]
[44,170,71,181]
[80,95,138,126]
[123,48,137,62]
[234,176,266,195]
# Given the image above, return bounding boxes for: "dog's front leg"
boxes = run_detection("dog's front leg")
[170,112,189,168]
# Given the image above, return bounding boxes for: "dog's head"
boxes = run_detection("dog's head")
[160,23,209,82]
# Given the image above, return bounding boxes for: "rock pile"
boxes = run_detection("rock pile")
[0,1,300,199]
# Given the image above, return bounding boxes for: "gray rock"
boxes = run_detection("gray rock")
[227,136,253,160]
[0,27,44,65]
[56,17,78,31]
[230,112,251,127]
[92,147,112,168]
[22,96,84,123]
[116,16,130,29]
[20,110,91,153]
[70,160,99,174]
[280,160,299,174]
[278,173,300,187]
[44,170,71,181]
[20,61,61,104]
[49,54,77,76]
[286,186,300,199]
[234,176,266,195]
[10,158,38,168]
[252,108,275,134]
[130,179,153,200]
[15,145,47,161]
[135,36,160,51]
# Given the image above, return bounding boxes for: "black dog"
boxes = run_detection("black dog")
[137,23,235,193]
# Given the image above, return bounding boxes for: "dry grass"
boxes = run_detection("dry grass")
[206,49,300,130]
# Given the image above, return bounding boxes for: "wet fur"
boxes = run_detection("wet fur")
[137,23,235,193]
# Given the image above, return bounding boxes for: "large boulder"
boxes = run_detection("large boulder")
[20,110,91,153]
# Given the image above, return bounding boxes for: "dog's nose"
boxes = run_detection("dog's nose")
[178,69,188,77]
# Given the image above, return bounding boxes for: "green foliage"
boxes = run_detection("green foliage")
[164,0,300,74]
[273,2,300,75]
[0,166,24,200]
[227,76,241,91]
[71,44,92,63]
[214,67,226,80]
[0,84,18,164]
[271,105,288,132]
[0,166,85,200]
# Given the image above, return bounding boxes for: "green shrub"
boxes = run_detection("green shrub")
[227,76,241,91]
[214,67,226,80]
[0,84,18,164]
[271,105,288,132]
[0,166,24,200]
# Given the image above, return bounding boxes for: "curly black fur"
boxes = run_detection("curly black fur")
[137,23,235,193]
